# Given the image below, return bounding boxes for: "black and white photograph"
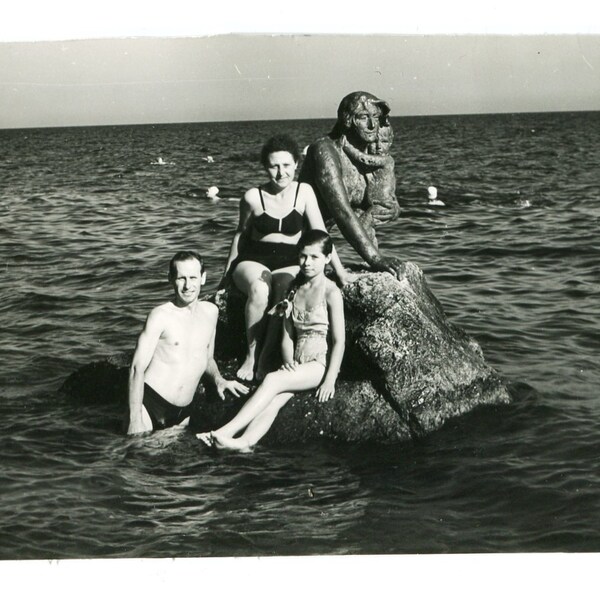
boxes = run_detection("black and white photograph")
[1,2,598,597]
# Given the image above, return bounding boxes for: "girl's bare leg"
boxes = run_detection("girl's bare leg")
[210,362,325,440]
[232,262,272,381]
[212,393,293,451]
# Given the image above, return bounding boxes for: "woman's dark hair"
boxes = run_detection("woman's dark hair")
[168,250,204,280]
[297,229,333,256]
[260,134,301,167]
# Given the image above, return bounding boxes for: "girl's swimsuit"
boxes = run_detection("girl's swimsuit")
[230,183,305,273]
[291,289,329,367]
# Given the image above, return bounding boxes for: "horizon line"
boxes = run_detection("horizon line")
[2,107,598,132]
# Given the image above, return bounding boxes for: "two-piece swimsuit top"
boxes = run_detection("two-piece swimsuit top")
[252,182,305,236]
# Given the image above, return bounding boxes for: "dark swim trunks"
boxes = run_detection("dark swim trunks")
[143,383,193,430]
[230,239,299,273]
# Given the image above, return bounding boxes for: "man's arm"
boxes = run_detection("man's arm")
[127,308,164,434]
[204,304,249,399]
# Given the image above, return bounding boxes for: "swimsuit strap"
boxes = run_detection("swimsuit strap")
[293,182,301,208]
[258,186,266,210]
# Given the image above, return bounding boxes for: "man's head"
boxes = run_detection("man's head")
[168,251,206,306]
[331,91,391,146]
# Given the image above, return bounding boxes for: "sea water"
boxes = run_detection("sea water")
[1,112,599,558]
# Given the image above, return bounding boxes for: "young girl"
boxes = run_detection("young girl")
[197,229,345,452]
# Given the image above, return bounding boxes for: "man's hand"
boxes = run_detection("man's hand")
[371,256,406,280]
[127,414,147,435]
[216,378,249,400]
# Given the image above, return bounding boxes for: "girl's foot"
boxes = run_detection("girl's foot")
[212,432,253,453]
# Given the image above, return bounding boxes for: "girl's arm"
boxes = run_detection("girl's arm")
[316,284,345,403]
[219,190,255,288]
[280,313,295,367]
[302,183,356,286]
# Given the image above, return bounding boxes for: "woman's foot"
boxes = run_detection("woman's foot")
[196,432,215,447]
[236,355,256,381]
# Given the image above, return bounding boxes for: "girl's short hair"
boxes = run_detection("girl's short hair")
[297,229,333,256]
[260,134,301,167]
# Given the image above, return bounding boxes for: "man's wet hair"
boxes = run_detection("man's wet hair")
[260,134,301,167]
[169,250,204,279]
[297,229,333,256]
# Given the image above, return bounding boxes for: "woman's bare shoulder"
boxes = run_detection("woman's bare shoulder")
[242,187,262,208]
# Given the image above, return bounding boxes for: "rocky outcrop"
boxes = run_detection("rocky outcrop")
[61,261,511,443]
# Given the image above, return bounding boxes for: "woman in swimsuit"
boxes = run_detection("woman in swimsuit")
[199,229,345,452]
[221,134,350,381]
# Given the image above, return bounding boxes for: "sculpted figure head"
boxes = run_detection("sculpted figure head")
[330,91,391,147]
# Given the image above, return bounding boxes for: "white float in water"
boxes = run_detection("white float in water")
[206,186,220,200]
[202,156,215,163]
[152,157,175,165]
[427,185,445,206]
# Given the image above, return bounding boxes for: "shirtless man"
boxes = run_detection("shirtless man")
[127,250,248,434]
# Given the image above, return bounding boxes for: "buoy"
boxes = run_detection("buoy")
[427,185,445,206]
[206,186,220,200]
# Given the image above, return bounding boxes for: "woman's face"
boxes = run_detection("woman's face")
[264,151,297,190]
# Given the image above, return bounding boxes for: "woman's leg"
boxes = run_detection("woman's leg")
[256,265,299,380]
[232,261,272,380]
[212,362,325,439]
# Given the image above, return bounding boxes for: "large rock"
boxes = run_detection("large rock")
[61,261,511,443]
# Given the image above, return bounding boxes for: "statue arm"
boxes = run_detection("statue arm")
[309,142,380,263]
[301,183,353,285]
[370,161,400,225]
[309,142,403,277]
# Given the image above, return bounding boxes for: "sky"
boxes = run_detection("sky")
[1,34,599,129]
[1,1,599,129]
